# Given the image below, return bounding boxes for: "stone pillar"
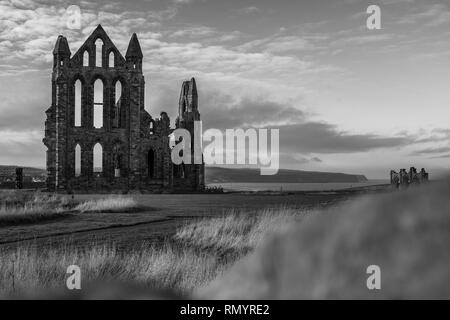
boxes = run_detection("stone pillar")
[54,78,69,191]
[162,138,172,188]
[15,168,23,190]
[128,77,142,188]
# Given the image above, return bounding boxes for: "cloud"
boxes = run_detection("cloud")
[414,128,450,143]
[173,0,194,4]
[278,122,413,154]
[411,146,450,156]
[0,0,177,66]
[167,26,242,43]
[195,91,414,155]
[396,3,450,27]
[238,35,325,54]
[200,94,307,130]
[282,153,323,165]
[331,34,394,46]
[430,154,450,159]
[0,129,45,166]
[0,102,45,131]
[380,0,415,4]
[237,6,260,15]
[0,72,48,130]
[168,26,217,39]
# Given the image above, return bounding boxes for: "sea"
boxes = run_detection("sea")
[207,180,389,192]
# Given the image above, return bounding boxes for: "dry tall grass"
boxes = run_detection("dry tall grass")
[175,208,306,254]
[199,181,450,299]
[0,192,142,226]
[0,244,221,297]
[74,196,140,213]
[0,192,74,226]
[0,207,302,298]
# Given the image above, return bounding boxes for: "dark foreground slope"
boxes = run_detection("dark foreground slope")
[206,167,368,183]
[199,180,450,299]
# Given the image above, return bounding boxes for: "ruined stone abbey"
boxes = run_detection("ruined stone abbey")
[43,25,205,193]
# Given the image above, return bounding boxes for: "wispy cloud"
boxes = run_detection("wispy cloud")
[237,6,260,15]
[396,3,450,26]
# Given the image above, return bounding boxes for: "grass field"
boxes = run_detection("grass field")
[0,191,144,227]
[0,192,74,227]
[0,207,304,297]
[0,188,380,298]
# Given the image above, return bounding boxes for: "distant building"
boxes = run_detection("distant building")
[43,25,205,193]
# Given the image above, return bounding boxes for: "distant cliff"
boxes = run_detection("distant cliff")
[206,167,368,183]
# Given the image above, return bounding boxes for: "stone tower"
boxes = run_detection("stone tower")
[43,25,205,193]
[175,78,205,190]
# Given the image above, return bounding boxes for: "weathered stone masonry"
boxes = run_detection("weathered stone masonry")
[43,25,205,193]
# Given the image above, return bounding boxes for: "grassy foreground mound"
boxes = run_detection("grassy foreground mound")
[199,180,450,299]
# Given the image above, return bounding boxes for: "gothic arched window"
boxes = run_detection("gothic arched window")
[109,51,115,68]
[93,79,104,129]
[93,143,103,174]
[74,80,82,127]
[95,39,104,67]
[114,80,122,128]
[75,144,81,177]
[149,120,154,135]
[83,50,89,67]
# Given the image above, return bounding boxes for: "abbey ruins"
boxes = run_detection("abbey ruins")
[43,25,205,193]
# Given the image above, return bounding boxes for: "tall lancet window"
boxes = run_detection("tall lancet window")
[83,50,89,67]
[109,51,115,68]
[93,79,104,129]
[93,143,103,174]
[95,39,103,67]
[74,80,82,127]
[114,80,122,128]
[75,144,81,177]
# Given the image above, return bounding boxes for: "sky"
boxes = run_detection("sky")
[0,0,450,179]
